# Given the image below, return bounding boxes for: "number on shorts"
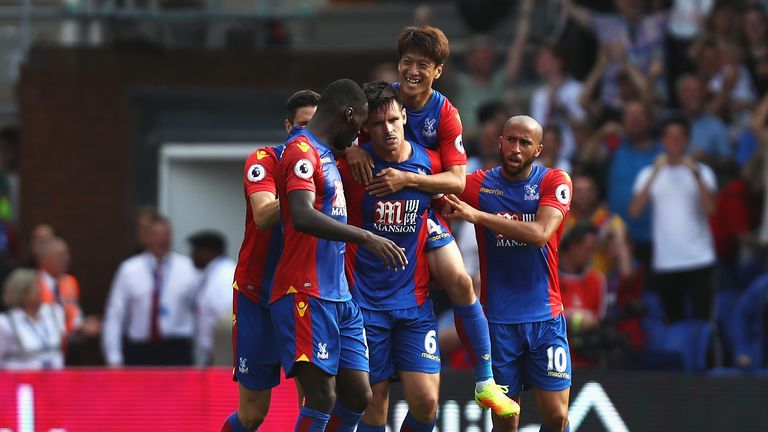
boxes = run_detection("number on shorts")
[424,330,437,354]
[546,346,567,373]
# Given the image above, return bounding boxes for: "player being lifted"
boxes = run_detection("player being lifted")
[339,81,441,432]
[221,89,320,432]
[445,115,573,432]
[272,79,407,432]
[346,25,518,416]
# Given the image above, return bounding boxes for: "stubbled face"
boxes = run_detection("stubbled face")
[398,51,443,100]
[498,120,542,178]
[284,105,317,134]
[366,101,406,155]
[331,104,368,151]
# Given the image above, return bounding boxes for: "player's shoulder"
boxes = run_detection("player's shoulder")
[246,147,278,166]
[283,134,318,158]
[540,166,571,184]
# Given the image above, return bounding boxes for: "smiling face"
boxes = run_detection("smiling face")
[498,117,543,181]
[398,51,443,103]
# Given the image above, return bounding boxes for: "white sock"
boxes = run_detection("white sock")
[475,377,495,393]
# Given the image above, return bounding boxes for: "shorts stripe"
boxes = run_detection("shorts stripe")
[230,288,239,379]
[294,293,313,363]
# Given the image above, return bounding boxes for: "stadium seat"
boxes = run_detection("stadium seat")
[662,320,714,373]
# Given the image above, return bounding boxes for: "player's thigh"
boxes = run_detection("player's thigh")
[426,241,474,303]
[400,370,440,419]
[237,383,271,422]
[488,322,526,394]
[361,307,396,385]
[533,387,571,428]
[234,291,280,391]
[391,300,441,376]
[524,315,572,393]
[270,293,342,378]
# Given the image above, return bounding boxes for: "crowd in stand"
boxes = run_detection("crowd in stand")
[429,0,768,373]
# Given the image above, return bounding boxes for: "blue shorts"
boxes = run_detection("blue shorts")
[489,314,572,393]
[270,293,369,378]
[233,290,281,391]
[426,209,454,250]
[362,299,441,384]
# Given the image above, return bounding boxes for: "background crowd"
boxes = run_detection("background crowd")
[1,0,768,375]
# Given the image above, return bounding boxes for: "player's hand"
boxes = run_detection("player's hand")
[366,168,410,197]
[363,232,408,271]
[346,145,374,185]
[443,194,480,224]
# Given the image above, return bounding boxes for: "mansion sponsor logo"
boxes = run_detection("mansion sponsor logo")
[374,199,419,233]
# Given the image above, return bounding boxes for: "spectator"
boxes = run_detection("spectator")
[36,236,100,364]
[743,5,768,97]
[607,100,662,267]
[24,223,55,269]
[559,223,607,366]
[465,100,508,172]
[530,42,586,161]
[187,230,235,367]
[732,272,768,371]
[561,0,668,110]
[629,116,717,322]
[675,74,733,172]
[751,90,768,246]
[566,171,632,280]
[449,0,532,137]
[534,125,572,173]
[0,268,65,369]
[102,215,198,366]
[666,0,714,98]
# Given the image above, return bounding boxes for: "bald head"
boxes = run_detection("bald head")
[503,115,543,144]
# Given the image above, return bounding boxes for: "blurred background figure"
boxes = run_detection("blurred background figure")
[36,236,101,365]
[187,230,235,367]
[102,215,198,366]
[0,268,65,369]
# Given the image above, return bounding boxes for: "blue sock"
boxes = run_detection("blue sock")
[224,412,248,432]
[539,423,570,432]
[400,412,435,431]
[357,422,386,432]
[295,406,330,432]
[325,403,363,432]
[453,300,493,382]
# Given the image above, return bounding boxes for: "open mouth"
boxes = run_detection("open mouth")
[404,76,421,87]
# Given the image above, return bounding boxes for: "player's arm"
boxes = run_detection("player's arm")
[101,265,129,367]
[366,164,466,197]
[249,191,280,231]
[560,0,592,29]
[629,156,665,218]
[288,190,408,270]
[445,195,564,248]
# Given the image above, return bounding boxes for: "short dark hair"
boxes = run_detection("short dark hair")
[285,89,320,123]
[363,81,403,114]
[188,230,226,255]
[317,79,367,114]
[560,222,598,252]
[396,25,450,66]
[659,114,690,138]
[476,100,507,125]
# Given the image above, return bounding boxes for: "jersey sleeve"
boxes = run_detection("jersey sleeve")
[539,169,572,217]
[436,100,468,168]
[280,139,320,195]
[459,170,485,209]
[244,147,278,196]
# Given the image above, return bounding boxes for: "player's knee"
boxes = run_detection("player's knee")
[347,382,372,413]
[303,384,337,412]
[409,390,438,420]
[541,409,568,432]
[444,271,475,304]
[239,404,268,430]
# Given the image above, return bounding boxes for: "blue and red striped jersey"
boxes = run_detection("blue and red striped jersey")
[340,141,442,310]
[459,165,573,324]
[272,130,350,303]
[234,145,284,307]
[392,84,467,169]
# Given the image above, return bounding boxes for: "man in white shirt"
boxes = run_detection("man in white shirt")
[187,230,236,367]
[629,115,717,323]
[102,215,198,366]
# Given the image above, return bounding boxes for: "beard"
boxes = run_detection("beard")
[331,131,356,151]
[500,148,535,177]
